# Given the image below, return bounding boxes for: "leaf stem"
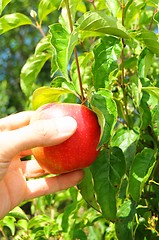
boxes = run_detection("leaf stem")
[31,12,46,37]
[65,0,85,103]
[33,21,46,37]
[35,21,46,37]
[148,8,157,30]
[87,0,96,10]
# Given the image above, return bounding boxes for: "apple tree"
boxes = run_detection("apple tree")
[1,0,159,239]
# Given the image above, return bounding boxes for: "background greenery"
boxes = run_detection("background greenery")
[1,0,159,239]
[0,0,55,116]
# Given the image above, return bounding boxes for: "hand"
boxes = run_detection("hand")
[0,111,84,219]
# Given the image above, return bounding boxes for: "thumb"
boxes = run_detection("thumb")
[0,116,77,161]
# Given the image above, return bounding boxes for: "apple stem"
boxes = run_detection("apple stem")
[65,0,85,103]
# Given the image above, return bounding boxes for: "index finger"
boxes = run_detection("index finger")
[0,111,33,131]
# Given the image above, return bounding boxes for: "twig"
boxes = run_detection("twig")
[35,21,46,37]
[65,0,85,103]
[120,1,131,127]
[30,10,46,37]
[87,0,96,10]
[148,9,157,30]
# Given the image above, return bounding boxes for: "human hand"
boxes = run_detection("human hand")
[0,111,84,219]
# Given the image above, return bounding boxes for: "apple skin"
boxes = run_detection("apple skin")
[31,103,101,174]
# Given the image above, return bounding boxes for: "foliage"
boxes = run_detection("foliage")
[1,0,159,239]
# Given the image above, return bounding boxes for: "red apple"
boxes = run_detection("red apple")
[31,103,101,174]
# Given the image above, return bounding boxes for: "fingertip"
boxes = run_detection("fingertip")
[64,169,85,184]
[57,116,77,135]
[75,169,85,182]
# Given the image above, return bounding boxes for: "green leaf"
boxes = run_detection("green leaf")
[20,52,50,96]
[115,199,136,240]
[78,168,100,211]
[16,219,28,231]
[51,50,59,77]
[51,76,76,92]
[32,86,76,110]
[73,229,87,240]
[142,87,159,101]
[35,35,52,54]
[60,0,86,29]
[151,105,159,138]
[0,13,32,35]
[136,30,159,56]
[91,147,126,221]
[92,36,120,90]
[61,202,77,232]
[138,48,153,78]
[91,89,117,147]
[2,216,16,235]
[139,96,151,130]
[38,0,62,23]
[28,215,51,229]
[0,0,11,15]
[112,128,139,171]
[7,206,28,221]
[74,0,86,14]
[129,76,142,108]
[129,148,156,202]
[49,23,78,78]
[105,0,121,17]
[153,10,159,23]
[124,0,145,28]
[77,11,129,39]
[34,35,58,80]
[56,191,77,233]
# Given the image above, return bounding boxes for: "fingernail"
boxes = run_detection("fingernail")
[58,116,77,134]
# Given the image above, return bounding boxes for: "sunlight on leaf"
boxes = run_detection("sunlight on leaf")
[92,36,120,90]
[136,30,159,56]
[20,52,50,96]
[38,0,61,23]
[0,13,32,34]
[1,216,16,235]
[77,11,129,39]
[112,128,139,171]
[50,23,78,78]
[0,0,11,15]
[91,89,117,148]
[129,148,156,202]
[32,86,76,110]
[142,87,159,101]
